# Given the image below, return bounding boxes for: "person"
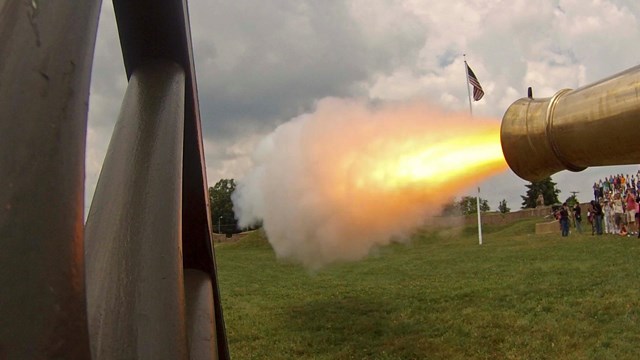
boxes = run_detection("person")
[590,200,603,235]
[625,189,637,234]
[636,192,640,238]
[612,193,624,234]
[573,203,582,233]
[604,200,615,234]
[559,203,570,236]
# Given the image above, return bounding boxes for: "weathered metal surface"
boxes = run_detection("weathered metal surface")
[112,1,230,357]
[0,0,101,358]
[501,65,640,181]
[185,269,218,360]
[85,60,188,359]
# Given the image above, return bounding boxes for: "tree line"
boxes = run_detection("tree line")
[208,177,564,231]
[442,177,563,216]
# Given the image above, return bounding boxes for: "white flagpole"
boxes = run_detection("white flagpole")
[464,54,483,245]
[464,55,473,116]
[476,186,483,245]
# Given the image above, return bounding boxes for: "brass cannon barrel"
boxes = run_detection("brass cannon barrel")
[501,65,640,181]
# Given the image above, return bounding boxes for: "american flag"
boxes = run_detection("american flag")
[466,63,484,101]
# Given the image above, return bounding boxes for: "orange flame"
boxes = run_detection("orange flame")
[364,125,506,190]
[320,118,508,228]
[334,121,507,199]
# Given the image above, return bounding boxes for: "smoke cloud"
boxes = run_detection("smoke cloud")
[232,98,506,269]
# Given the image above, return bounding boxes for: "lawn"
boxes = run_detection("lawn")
[214,219,640,359]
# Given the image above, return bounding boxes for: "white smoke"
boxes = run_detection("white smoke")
[232,97,503,269]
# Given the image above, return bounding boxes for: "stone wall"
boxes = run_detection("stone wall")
[212,204,589,240]
[431,203,588,228]
[212,231,252,243]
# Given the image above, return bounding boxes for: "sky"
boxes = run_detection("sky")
[87,0,640,215]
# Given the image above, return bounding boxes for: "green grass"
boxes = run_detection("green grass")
[215,220,640,359]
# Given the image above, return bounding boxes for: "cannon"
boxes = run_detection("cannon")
[501,65,640,182]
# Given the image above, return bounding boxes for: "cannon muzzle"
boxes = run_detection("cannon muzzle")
[501,65,640,182]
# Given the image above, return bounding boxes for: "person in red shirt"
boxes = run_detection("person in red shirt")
[625,189,637,234]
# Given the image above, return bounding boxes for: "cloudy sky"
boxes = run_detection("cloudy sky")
[87,0,640,214]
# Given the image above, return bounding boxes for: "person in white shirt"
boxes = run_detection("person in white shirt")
[612,193,625,234]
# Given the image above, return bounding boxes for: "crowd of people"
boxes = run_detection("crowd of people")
[556,172,640,237]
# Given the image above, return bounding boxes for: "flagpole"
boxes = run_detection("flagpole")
[464,54,483,245]
[464,55,473,116]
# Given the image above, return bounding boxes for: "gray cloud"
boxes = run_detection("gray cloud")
[191,0,426,138]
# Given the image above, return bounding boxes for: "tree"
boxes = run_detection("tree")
[521,177,561,209]
[440,199,461,216]
[458,196,490,215]
[209,179,239,234]
[565,194,579,207]
[440,196,490,216]
[498,199,511,214]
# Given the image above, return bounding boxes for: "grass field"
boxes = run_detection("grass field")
[215,218,640,359]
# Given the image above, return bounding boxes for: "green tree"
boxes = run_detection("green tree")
[498,199,511,214]
[521,177,561,209]
[209,179,238,234]
[440,199,462,216]
[458,196,490,215]
[565,194,579,207]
